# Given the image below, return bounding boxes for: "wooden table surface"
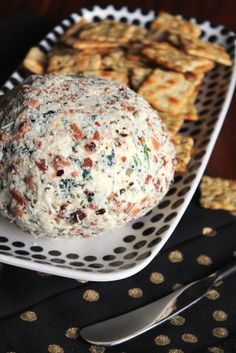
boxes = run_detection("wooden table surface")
[0,0,235,178]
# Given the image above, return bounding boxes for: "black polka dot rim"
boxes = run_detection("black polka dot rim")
[0,5,235,281]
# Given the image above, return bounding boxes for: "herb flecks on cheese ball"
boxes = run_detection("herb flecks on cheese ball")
[0,75,175,239]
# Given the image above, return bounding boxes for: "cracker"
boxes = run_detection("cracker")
[73,40,120,49]
[46,49,101,73]
[23,47,46,74]
[200,176,236,211]
[158,111,184,135]
[127,42,147,55]
[172,135,194,173]
[78,19,147,43]
[101,49,126,70]
[180,37,232,66]
[185,73,204,104]
[143,42,215,74]
[81,70,129,85]
[146,29,169,43]
[130,67,152,90]
[125,52,152,70]
[60,19,88,43]
[176,74,203,120]
[138,68,195,115]
[151,11,201,38]
[180,104,199,121]
[167,33,182,47]
[176,73,203,120]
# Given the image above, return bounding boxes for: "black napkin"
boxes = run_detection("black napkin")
[1,190,236,353]
[0,12,236,353]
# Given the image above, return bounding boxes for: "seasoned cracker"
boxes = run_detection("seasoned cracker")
[146,29,169,43]
[101,49,126,70]
[185,73,204,104]
[73,40,120,49]
[180,36,232,66]
[46,49,101,73]
[167,33,182,47]
[127,42,147,55]
[130,67,152,90]
[158,111,184,135]
[23,47,46,74]
[151,11,201,38]
[81,70,128,85]
[138,68,195,115]
[78,19,147,43]
[200,176,236,211]
[125,52,152,70]
[172,135,194,173]
[180,104,199,121]
[60,19,88,42]
[143,42,214,74]
[177,73,203,120]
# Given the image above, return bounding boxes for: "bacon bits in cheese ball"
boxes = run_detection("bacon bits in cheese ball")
[0,75,175,239]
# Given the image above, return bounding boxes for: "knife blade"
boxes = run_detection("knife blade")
[80,260,236,346]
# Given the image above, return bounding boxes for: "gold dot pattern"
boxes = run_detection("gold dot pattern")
[13,228,232,353]
[181,333,198,343]
[20,311,37,322]
[37,272,51,277]
[48,344,64,353]
[196,254,213,265]
[208,347,225,353]
[128,287,143,298]
[170,315,186,326]
[172,283,183,291]
[2,203,234,353]
[168,250,184,263]
[89,345,106,353]
[214,280,224,288]
[202,227,217,236]
[206,289,220,300]
[76,279,89,284]
[212,327,229,338]
[154,334,171,345]
[65,327,79,339]
[150,272,164,284]
[83,289,100,302]
[212,310,228,321]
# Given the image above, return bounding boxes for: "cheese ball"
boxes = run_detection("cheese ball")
[0,75,175,239]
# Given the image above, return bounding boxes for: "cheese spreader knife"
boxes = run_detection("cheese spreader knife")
[80,260,236,346]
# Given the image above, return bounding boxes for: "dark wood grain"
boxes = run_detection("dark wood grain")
[0,0,235,178]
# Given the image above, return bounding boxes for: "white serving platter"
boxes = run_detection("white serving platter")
[0,5,235,281]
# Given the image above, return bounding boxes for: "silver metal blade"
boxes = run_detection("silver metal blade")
[80,260,236,346]
[80,281,199,346]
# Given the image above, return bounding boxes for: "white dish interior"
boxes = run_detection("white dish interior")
[0,5,235,281]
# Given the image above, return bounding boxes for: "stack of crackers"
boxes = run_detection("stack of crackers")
[23,11,232,174]
[200,176,236,212]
